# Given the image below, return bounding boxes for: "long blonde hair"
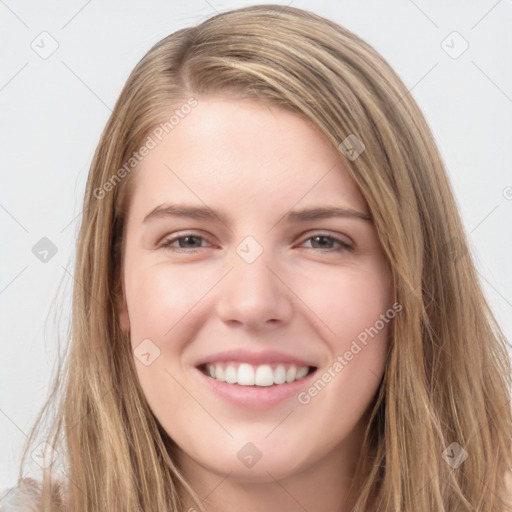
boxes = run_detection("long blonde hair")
[15,4,512,511]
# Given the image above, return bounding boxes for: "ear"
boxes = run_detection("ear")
[115,283,130,334]
[117,295,130,334]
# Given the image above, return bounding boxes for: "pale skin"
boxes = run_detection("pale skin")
[117,97,394,512]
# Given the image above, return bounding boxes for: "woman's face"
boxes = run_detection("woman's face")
[117,97,394,484]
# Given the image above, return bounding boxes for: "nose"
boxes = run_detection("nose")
[216,250,293,330]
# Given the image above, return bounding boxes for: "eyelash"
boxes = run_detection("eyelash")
[159,232,353,253]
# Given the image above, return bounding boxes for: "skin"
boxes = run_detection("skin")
[117,97,394,512]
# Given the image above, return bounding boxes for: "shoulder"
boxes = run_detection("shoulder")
[0,478,42,512]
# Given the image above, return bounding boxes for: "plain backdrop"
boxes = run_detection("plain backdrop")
[1,0,511,488]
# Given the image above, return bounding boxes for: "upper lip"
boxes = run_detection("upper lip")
[196,349,318,368]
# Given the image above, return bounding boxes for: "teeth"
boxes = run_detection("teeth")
[238,363,255,385]
[225,364,237,384]
[296,366,309,380]
[255,365,273,386]
[203,362,312,386]
[274,365,286,384]
[286,366,296,383]
[215,363,225,382]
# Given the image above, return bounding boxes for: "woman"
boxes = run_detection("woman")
[2,4,511,511]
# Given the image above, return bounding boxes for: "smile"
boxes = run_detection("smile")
[199,362,316,386]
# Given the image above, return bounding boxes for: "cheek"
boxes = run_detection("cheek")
[123,261,218,417]
[123,262,208,428]
[294,260,393,345]
[124,261,210,343]
[265,263,393,464]
[295,262,392,402]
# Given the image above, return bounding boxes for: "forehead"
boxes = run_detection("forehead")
[126,98,367,222]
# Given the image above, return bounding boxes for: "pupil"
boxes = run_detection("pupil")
[181,236,200,248]
[313,236,331,248]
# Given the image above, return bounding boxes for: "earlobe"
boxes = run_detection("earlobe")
[118,303,130,334]
[114,271,130,334]
[115,291,130,334]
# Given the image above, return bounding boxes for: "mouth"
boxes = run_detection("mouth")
[197,362,317,387]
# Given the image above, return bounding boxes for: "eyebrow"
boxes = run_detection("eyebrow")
[143,203,372,225]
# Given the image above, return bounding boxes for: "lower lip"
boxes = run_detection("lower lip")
[194,366,317,409]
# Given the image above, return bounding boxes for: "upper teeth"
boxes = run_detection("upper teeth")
[205,362,310,386]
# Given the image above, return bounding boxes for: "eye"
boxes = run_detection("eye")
[159,232,353,253]
[300,233,353,252]
[159,233,211,252]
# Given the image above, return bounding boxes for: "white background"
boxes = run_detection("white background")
[1,0,511,488]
